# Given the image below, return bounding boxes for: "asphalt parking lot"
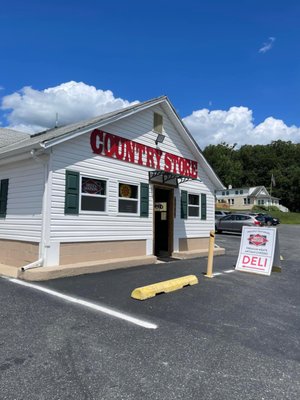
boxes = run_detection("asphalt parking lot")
[0,225,299,400]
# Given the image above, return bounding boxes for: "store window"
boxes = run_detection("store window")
[181,191,206,220]
[118,183,138,214]
[81,177,107,212]
[188,194,199,217]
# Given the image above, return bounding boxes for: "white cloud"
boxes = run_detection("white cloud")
[183,106,300,148]
[259,36,275,53]
[2,81,300,149]
[1,81,137,133]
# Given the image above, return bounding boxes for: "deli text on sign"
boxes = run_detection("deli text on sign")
[90,129,198,179]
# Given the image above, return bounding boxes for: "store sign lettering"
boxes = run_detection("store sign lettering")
[90,129,198,179]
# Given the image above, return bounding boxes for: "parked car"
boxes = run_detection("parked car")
[248,212,280,226]
[215,210,231,219]
[216,213,265,233]
[256,213,280,226]
[215,210,231,230]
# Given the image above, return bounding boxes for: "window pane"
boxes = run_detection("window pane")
[119,199,138,213]
[188,207,199,217]
[81,196,106,211]
[188,194,199,205]
[82,178,106,195]
[119,184,138,199]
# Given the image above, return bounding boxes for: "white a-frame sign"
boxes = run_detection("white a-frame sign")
[235,227,281,276]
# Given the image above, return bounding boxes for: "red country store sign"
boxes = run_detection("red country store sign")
[90,129,198,179]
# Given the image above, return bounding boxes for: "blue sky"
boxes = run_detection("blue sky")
[1,0,300,148]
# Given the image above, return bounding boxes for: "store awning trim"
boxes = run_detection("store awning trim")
[149,170,199,185]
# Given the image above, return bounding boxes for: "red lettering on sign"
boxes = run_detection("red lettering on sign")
[104,133,117,157]
[155,149,162,170]
[90,129,103,154]
[124,140,135,163]
[146,147,155,168]
[242,255,267,269]
[90,129,199,179]
[242,255,250,264]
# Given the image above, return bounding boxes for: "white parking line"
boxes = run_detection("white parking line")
[3,277,158,330]
[209,269,236,277]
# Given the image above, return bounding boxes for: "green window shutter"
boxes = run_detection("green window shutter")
[201,193,207,220]
[181,190,188,219]
[0,179,9,218]
[65,171,79,215]
[140,183,149,217]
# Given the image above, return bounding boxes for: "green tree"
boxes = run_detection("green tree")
[203,143,243,187]
[203,140,300,212]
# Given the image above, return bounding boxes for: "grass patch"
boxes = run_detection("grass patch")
[268,211,300,224]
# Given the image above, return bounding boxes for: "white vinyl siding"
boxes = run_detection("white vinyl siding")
[50,106,216,244]
[0,159,44,242]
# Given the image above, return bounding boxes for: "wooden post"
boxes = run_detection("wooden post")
[205,230,215,278]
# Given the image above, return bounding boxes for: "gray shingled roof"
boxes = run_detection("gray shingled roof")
[0,96,166,156]
[0,128,30,148]
[249,186,265,196]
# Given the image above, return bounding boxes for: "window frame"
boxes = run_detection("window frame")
[118,181,140,215]
[79,174,108,214]
[187,192,200,218]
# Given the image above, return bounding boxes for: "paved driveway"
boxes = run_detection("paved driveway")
[0,225,299,399]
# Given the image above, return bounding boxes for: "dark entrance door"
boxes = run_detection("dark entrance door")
[154,187,174,257]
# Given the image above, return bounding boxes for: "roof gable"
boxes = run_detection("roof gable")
[0,96,224,189]
[249,186,270,197]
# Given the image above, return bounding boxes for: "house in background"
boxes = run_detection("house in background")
[215,185,288,211]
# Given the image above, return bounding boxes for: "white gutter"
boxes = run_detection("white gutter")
[19,149,50,273]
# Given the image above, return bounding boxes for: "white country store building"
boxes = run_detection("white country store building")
[0,96,224,280]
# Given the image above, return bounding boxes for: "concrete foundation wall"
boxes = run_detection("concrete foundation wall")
[60,239,147,265]
[0,240,39,267]
[178,237,209,252]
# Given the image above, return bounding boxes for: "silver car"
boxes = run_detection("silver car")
[216,213,265,233]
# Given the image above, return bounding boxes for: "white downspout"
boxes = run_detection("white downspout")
[19,149,50,273]
[21,258,43,272]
